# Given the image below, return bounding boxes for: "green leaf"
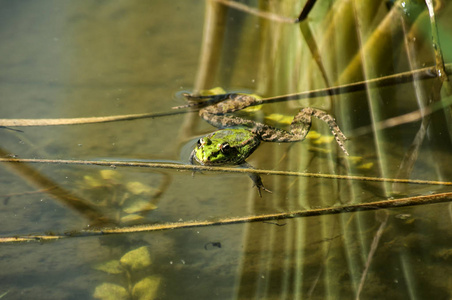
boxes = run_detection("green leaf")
[84,175,103,188]
[312,135,334,145]
[94,260,124,274]
[345,156,363,164]
[100,169,122,180]
[93,283,128,300]
[357,162,374,170]
[123,199,157,214]
[201,87,226,95]
[305,130,321,139]
[120,246,152,270]
[120,214,144,223]
[132,276,161,300]
[265,113,293,124]
[126,182,154,195]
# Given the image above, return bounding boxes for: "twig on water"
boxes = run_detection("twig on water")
[0,157,451,187]
[0,65,449,129]
[1,191,451,244]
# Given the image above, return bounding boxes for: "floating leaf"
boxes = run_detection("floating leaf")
[265,113,293,125]
[120,246,152,270]
[100,170,122,181]
[242,93,262,112]
[94,260,123,275]
[312,135,334,145]
[120,214,144,223]
[306,130,321,139]
[126,182,153,195]
[132,276,161,300]
[123,199,157,214]
[93,283,128,300]
[243,104,263,113]
[201,87,226,96]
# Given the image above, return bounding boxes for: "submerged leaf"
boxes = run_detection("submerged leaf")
[120,246,152,270]
[126,182,153,195]
[435,248,452,260]
[100,170,122,181]
[94,260,123,274]
[93,283,128,300]
[132,276,161,300]
[308,146,331,154]
[357,162,374,169]
[123,199,157,214]
[120,214,145,223]
[346,156,364,164]
[84,175,103,188]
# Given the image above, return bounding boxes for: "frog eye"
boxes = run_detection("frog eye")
[220,142,231,153]
[197,137,211,147]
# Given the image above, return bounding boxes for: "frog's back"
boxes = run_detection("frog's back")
[209,128,260,164]
[212,128,255,143]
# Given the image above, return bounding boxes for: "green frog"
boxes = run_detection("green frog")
[179,92,349,196]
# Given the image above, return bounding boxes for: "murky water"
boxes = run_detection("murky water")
[1,1,452,299]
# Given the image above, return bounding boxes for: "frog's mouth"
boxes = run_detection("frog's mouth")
[192,135,251,165]
[196,149,230,165]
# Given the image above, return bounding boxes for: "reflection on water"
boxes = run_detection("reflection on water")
[1,0,452,299]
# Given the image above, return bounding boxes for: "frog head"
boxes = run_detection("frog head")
[190,128,260,166]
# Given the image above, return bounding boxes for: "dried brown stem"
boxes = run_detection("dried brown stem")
[0,157,451,186]
[1,191,451,244]
[0,111,185,127]
[0,65,449,129]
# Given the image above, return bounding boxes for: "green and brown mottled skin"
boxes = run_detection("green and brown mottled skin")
[189,128,260,165]
[183,92,349,196]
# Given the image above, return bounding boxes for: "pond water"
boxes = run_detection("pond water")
[1,1,452,299]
